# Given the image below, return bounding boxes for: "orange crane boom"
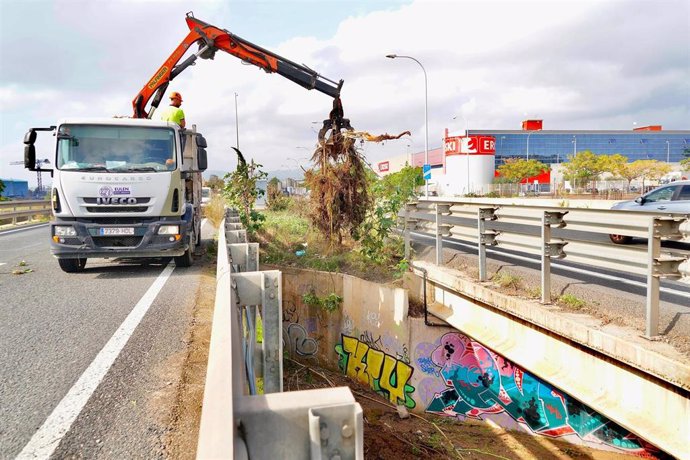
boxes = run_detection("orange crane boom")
[132,12,344,119]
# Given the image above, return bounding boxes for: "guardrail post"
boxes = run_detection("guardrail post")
[403,203,417,261]
[646,219,662,338]
[478,207,497,281]
[541,211,568,304]
[645,216,687,338]
[435,203,452,265]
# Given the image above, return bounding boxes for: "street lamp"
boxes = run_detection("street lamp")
[666,140,670,163]
[572,135,577,156]
[387,54,429,197]
[526,132,533,160]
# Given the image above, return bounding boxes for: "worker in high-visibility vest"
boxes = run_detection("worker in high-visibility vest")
[159,91,186,128]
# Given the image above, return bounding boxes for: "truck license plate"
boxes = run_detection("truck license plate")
[100,227,134,236]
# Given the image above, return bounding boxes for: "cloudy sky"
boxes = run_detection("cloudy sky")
[1,0,688,187]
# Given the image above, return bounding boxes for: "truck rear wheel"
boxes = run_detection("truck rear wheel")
[58,257,87,273]
[174,234,194,267]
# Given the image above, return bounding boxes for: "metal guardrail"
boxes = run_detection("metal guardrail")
[197,209,363,459]
[401,199,690,338]
[0,200,51,225]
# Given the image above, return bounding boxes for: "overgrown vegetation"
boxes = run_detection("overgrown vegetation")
[223,160,266,233]
[258,163,423,282]
[302,289,343,313]
[203,193,226,228]
[558,293,587,310]
[304,131,370,244]
[266,177,290,211]
[355,165,423,263]
[680,157,690,172]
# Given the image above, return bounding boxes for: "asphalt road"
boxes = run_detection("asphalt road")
[0,221,215,459]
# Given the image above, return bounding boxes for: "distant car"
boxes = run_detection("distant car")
[609,180,690,244]
[201,186,212,207]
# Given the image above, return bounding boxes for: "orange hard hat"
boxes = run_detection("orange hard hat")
[169,91,183,101]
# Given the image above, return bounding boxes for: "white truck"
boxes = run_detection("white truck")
[23,118,207,272]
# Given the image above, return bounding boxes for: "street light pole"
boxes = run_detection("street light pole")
[526,132,532,160]
[666,140,670,163]
[387,54,429,197]
[572,135,577,156]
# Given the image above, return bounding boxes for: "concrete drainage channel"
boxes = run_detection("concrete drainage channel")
[196,208,688,459]
[195,208,364,459]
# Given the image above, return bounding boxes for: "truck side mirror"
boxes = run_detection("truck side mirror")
[24,144,37,170]
[197,148,208,171]
[24,129,37,145]
[196,134,207,148]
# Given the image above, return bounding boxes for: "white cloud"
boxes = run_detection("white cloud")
[1,0,688,188]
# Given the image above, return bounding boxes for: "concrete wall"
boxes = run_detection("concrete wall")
[279,267,667,457]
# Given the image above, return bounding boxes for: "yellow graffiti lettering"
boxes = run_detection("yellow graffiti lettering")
[379,355,413,405]
[365,348,385,383]
[343,336,369,384]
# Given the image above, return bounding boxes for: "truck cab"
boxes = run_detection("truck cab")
[24,118,207,272]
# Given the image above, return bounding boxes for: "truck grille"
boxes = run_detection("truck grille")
[92,236,143,248]
[86,206,148,213]
[83,198,151,204]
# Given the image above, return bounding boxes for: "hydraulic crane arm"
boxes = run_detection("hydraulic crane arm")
[132,12,344,119]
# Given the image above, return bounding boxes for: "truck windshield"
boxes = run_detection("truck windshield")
[56,124,176,172]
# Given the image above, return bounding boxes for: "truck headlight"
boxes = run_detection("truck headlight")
[54,226,77,237]
[158,225,180,235]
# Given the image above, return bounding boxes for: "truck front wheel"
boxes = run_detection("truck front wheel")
[58,257,87,273]
[174,234,194,267]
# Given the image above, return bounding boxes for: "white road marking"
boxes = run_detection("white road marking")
[411,231,690,301]
[16,262,176,460]
[0,223,49,236]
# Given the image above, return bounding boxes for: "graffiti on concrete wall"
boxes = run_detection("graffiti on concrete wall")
[283,322,318,357]
[335,334,416,408]
[419,332,657,454]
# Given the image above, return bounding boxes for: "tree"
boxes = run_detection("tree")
[613,159,649,192]
[205,174,225,192]
[680,157,690,173]
[561,151,609,190]
[496,159,548,183]
[222,160,267,233]
[355,165,423,263]
[266,177,288,211]
[642,160,672,183]
[0,179,5,199]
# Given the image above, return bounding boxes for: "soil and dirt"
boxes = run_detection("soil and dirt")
[159,241,644,459]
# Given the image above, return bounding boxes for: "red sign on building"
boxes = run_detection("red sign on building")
[444,136,496,155]
[378,161,390,172]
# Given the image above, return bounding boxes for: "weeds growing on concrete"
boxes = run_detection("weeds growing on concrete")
[558,293,587,310]
[492,272,523,290]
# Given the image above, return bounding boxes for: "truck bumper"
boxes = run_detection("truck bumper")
[50,218,190,260]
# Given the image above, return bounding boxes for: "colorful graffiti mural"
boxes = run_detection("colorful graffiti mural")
[419,332,661,456]
[335,334,416,409]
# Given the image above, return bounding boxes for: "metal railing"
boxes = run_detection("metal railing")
[0,200,51,225]
[196,209,363,459]
[401,199,690,337]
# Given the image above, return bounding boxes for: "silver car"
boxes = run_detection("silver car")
[610,180,690,244]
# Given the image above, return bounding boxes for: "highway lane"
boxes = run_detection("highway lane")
[0,221,215,458]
